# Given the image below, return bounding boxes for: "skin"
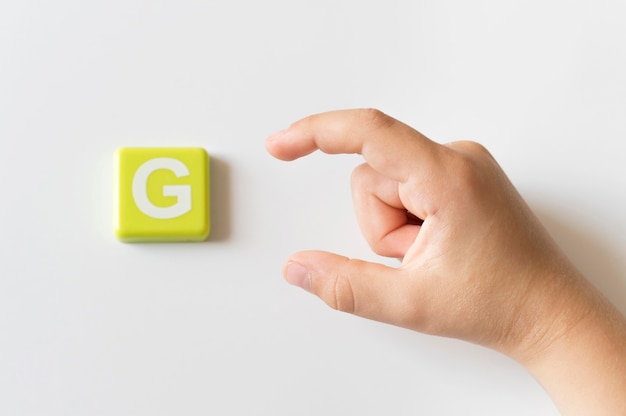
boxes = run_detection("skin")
[266,109,626,414]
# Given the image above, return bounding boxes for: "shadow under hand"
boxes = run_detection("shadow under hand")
[533,205,626,317]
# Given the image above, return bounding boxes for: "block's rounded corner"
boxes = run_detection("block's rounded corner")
[114,227,132,243]
[114,147,130,159]
[195,223,211,242]
[194,147,209,156]
[181,219,210,242]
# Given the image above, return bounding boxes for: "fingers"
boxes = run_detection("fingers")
[268,109,440,328]
[266,109,444,184]
[351,163,420,258]
[283,250,422,327]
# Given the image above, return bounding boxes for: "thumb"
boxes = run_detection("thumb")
[283,250,416,326]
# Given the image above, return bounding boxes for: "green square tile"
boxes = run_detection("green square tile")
[115,147,210,242]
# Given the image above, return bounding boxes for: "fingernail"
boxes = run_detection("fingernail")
[284,262,312,292]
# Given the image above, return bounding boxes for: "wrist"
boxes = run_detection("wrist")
[509,270,594,364]
[507,269,626,414]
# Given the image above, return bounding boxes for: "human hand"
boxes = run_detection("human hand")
[266,109,626,413]
[266,109,580,357]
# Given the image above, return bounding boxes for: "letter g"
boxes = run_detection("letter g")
[132,158,192,219]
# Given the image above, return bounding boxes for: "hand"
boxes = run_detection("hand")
[266,108,579,356]
[266,109,626,414]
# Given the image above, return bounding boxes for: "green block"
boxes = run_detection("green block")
[115,147,210,242]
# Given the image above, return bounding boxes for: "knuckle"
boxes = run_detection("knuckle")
[350,163,373,188]
[369,239,387,256]
[369,238,400,258]
[444,140,497,191]
[327,261,357,314]
[357,108,395,130]
[448,140,495,163]
[465,141,493,159]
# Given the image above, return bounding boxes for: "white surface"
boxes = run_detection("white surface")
[1,1,625,414]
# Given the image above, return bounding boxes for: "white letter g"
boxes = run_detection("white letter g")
[132,158,192,219]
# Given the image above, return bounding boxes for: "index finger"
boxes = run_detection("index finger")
[265,109,444,183]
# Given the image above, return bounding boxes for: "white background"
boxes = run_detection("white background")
[1,1,625,414]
